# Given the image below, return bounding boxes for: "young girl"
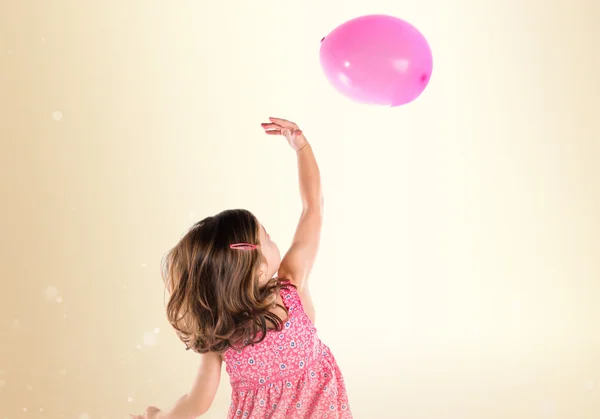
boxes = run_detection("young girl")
[131,117,352,419]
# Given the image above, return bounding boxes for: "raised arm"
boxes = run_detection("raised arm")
[157,351,222,419]
[281,142,323,290]
[261,117,324,292]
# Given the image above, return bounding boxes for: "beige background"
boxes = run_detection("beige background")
[1,0,599,418]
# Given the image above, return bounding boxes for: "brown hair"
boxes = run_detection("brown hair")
[161,209,292,354]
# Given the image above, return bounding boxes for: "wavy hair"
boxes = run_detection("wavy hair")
[162,209,292,353]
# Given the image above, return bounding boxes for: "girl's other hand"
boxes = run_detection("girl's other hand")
[130,406,161,419]
[261,117,308,152]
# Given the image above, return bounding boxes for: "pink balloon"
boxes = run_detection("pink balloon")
[319,15,433,107]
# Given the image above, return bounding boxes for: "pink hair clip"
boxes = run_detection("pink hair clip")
[229,243,257,250]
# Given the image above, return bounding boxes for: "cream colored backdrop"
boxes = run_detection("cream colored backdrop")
[1,0,599,418]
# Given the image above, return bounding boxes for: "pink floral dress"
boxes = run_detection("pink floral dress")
[223,283,352,419]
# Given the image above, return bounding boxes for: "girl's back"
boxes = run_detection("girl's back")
[131,118,353,419]
[223,283,351,419]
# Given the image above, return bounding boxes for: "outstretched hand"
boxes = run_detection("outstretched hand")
[261,117,308,152]
[130,406,161,419]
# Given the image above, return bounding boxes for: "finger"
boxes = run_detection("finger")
[264,130,282,135]
[268,117,298,129]
[268,117,296,128]
[261,123,281,130]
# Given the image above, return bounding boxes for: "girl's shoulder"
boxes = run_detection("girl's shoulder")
[278,279,316,323]
[278,279,300,304]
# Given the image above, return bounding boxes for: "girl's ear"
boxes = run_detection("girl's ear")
[258,262,268,283]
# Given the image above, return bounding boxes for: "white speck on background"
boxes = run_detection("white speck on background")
[10,318,21,329]
[79,413,90,419]
[52,111,62,121]
[26,384,32,391]
[583,379,595,391]
[136,344,141,349]
[143,331,157,346]
[0,379,5,387]
[153,328,160,334]
[56,297,63,303]
[141,263,147,268]
[128,396,134,402]
[45,286,58,300]
[22,408,27,412]
[59,369,67,376]
[541,400,557,417]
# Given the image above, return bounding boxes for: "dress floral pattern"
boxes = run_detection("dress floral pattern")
[223,283,352,419]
